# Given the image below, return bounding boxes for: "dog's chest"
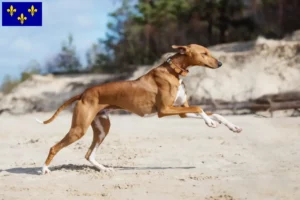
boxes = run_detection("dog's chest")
[173,79,187,106]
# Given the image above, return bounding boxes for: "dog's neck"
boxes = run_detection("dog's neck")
[166,53,191,77]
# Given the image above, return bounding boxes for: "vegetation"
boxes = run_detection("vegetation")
[46,34,82,73]
[0,75,20,94]
[0,60,41,94]
[90,0,300,73]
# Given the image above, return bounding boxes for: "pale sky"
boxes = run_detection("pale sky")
[0,0,118,83]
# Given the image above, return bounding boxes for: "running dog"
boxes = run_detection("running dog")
[36,44,242,175]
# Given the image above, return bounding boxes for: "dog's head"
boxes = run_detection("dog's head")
[172,44,222,69]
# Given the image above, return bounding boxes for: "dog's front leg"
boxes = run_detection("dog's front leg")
[180,111,218,128]
[179,101,242,133]
[209,114,242,133]
[158,106,218,128]
[181,112,242,132]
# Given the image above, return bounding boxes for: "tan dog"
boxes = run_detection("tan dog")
[36,44,242,175]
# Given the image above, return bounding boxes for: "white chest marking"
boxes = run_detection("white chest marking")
[173,79,187,106]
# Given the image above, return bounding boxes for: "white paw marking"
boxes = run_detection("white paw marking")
[204,118,218,128]
[228,124,243,133]
[211,114,242,133]
[41,164,51,175]
[89,147,114,172]
[200,111,218,128]
[89,142,114,172]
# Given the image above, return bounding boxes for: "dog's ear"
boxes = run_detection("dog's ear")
[172,45,189,55]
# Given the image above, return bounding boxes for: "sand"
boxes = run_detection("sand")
[0,112,300,200]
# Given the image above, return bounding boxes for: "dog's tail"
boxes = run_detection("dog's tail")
[36,94,81,125]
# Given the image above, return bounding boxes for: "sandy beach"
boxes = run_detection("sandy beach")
[0,112,299,200]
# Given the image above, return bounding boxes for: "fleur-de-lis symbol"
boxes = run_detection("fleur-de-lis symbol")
[7,5,16,16]
[17,13,27,24]
[28,5,38,16]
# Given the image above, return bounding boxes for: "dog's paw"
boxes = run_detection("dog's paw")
[205,118,218,128]
[41,165,51,175]
[228,124,242,133]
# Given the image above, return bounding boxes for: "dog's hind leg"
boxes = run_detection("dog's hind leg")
[85,110,113,172]
[41,101,104,175]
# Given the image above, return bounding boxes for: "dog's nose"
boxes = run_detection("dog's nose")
[218,61,222,67]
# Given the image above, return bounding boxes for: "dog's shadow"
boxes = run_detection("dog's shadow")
[2,164,196,176]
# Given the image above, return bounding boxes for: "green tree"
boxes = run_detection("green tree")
[92,0,300,74]
[46,34,82,73]
[0,75,20,94]
[91,0,136,73]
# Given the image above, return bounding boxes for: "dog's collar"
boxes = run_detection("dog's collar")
[166,57,189,76]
